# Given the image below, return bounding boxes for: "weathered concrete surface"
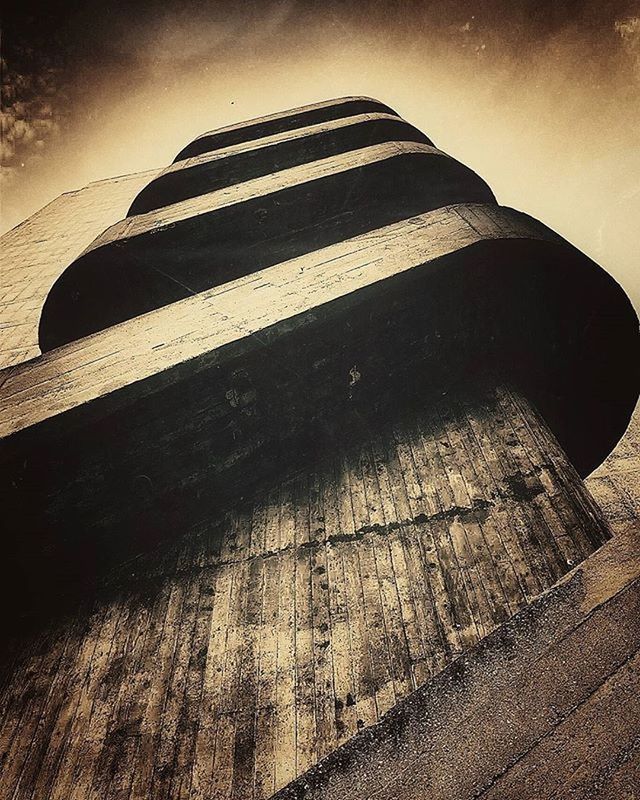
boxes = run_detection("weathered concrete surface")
[4,203,636,478]
[272,523,640,800]
[0,169,159,369]
[0,385,612,799]
[173,96,400,161]
[1,205,637,635]
[129,112,433,215]
[587,404,640,535]
[1,172,634,522]
[0,205,547,438]
[39,142,496,349]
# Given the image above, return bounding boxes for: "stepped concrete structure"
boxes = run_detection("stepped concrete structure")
[0,97,639,800]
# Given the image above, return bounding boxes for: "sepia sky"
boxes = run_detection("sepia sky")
[2,0,639,310]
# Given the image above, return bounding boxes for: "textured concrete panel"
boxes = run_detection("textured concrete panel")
[586,403,640,533]
[0,385,612,799]
[0,169,159,368]
[273,524,640,800]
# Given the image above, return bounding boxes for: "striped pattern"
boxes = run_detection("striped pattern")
[172,97,401,161]
[0,96,638,800]
[8,200,635,478]
[0,204,548,440]
[129,113,434,215]
[0,385,610,800]
[39,141,496,350]
[273,522,640,800]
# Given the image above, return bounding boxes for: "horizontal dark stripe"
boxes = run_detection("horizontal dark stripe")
[39,150,495,350]
[130,116,432,216]
[4,215,639,595]
[173,98,399,161]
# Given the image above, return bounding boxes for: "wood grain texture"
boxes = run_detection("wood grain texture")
[0,384,609,800]
[273,523,640,800]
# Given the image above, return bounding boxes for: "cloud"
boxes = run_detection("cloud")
[1,56,63,167]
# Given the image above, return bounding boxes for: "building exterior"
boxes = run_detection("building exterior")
[1,97,639,800]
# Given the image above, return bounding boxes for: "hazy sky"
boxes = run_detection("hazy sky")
[2,0,639,309]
